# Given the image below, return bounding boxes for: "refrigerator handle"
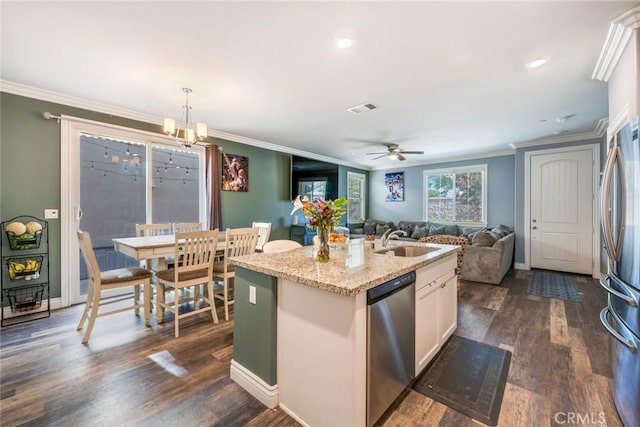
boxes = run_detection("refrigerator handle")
[600,307,638,353]
[599,275,638,307]
[600,142,624,262]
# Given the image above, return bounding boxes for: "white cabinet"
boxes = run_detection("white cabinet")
[415,255,457,376]
[438,273,457,344]
[415,275,440,374]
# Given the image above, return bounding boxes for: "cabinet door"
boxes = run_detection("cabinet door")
[415,281,440,375]
[438,274,458,343]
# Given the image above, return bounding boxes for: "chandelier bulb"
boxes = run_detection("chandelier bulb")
[164,87,207,149]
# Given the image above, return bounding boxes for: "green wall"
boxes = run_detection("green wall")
[233,267,278,385]
[0,92,305,299]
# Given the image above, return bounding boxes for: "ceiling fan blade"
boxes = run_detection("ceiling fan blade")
[371,154,388,160]
[366,152,388,155]
[399,150,424,155]
[397,154,407,161]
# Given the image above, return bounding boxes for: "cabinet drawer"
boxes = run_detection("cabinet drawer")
[415,255,456,292]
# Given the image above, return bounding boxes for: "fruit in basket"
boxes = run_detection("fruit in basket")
[8,262,25,279]
[25,221,42,235]
[329,233,347,244]
[11,262,25,272]
[25,259,38,272]
[6,222,26,236]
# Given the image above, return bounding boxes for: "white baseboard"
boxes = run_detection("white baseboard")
[514,263,527,270]
[3,297,62,319]
[230,359,279,409]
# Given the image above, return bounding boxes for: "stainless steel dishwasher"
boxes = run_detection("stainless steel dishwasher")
[367,271,415,427]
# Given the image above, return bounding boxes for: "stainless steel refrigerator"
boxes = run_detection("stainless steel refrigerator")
[600,115,640,427]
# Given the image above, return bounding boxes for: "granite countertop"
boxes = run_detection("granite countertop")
[229,240,459,296]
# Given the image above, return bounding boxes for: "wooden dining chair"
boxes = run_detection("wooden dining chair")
[262,239,302,253]
[76,230,152,344]
[155,230,220,337]
[172,222,202,233]
[252,221,272,252]
[135,223,173,270]
[135,223,172,237]
[213,227,259,321]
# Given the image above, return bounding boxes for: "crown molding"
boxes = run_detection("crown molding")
[508,118,608,149]
[0,79,364,169]
[592,5,640,82]
[0,80,163,124]
[368,149,515,171]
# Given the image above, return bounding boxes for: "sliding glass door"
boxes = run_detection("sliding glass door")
[151,146,200,224]
[63,119,205,306]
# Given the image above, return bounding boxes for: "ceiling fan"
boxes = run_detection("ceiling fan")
[366,144,424,161]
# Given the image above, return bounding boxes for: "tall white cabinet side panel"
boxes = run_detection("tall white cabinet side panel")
[277,278,367,427]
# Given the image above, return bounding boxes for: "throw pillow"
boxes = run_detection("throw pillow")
[443,223,460,236]
[363,221,377,235]
[376,224,392,236]
[411,225,430,239]
[429,225,446,236]
[397,223,415,236]
[491,225,510,239]
[460,226,483,239]
[472,231,497,247]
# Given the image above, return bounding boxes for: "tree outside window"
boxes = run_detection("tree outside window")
[424,165,486,224]
[347,172,366,224]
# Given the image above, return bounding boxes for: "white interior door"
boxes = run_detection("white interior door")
[530,149,594,274]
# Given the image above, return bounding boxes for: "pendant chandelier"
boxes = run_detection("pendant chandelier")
[163,87,207,148]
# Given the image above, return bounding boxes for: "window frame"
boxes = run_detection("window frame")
[423,164,487,226]
[346,171,366,224]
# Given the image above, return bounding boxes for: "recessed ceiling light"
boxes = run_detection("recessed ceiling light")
[527,58,547,68]
[336,37,353,49]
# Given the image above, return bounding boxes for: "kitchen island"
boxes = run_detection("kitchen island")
[229,239,458,427]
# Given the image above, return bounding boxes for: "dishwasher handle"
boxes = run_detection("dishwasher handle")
[367,271,416,305]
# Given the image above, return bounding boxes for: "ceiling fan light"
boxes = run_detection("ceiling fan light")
[388,152,399,160]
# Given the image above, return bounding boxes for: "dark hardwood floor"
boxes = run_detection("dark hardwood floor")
[0,270,623,427]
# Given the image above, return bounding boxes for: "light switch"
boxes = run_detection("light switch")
[249,285,256,305]
[44,209,59,219]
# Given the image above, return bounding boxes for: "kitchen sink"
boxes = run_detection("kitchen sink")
[374,245,438,257]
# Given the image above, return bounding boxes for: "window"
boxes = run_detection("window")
[298,180,327,201]
[424,165,487,225]
[347,172,366,224]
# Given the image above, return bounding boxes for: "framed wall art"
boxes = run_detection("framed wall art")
[222,154,249,192]
[385,172,404,202]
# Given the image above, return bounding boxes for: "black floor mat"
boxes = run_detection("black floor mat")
[413,335,511,426]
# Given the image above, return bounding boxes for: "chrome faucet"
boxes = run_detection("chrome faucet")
[381,229,407,247]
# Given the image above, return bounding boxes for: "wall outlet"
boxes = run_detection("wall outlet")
[249,285,256,305]
[44,209,59,219]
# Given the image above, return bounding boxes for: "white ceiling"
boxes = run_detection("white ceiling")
[1,1,636,169]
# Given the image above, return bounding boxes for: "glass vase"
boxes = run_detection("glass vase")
[316,225,331,262]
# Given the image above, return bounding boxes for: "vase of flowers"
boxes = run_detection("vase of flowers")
[291,195,348,262]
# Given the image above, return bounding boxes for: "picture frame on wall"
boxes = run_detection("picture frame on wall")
[222,154,249,192]
[385,172,404,202]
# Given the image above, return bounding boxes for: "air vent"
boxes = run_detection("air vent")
[347,102,378,114]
